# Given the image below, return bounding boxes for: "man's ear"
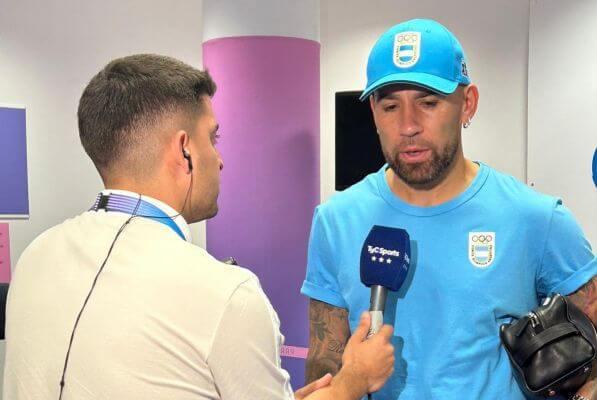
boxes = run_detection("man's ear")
[461,84,479,126]
[169,129,191,172]
[369,93,376,113]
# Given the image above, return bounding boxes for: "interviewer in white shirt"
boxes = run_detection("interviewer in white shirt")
[3,53,394,400]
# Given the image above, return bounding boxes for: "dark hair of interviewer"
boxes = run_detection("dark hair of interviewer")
[77,54,216,177]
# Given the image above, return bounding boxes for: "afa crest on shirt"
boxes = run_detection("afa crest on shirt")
[469,232,495,268]
[393,32,421,68]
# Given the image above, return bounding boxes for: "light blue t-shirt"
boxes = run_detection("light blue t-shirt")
[301,163,596,400]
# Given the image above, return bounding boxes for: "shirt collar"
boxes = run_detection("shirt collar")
[101,189,192,242]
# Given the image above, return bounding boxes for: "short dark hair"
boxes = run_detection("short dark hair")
[77,54,216,178]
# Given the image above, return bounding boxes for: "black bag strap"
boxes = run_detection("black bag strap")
[516,323,579,365]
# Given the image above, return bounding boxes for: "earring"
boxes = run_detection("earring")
[463,119,472,129]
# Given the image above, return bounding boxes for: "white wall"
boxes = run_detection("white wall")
[320,0,531,201]
[203,0,320,41]
[528,0,597,245]
[0,0,205,395]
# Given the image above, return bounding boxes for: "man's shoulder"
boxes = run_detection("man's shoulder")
[169,241,258,284]
[17,212,257,289]
[16,213,85,263]
[485,164,559,208]
[127,220,259,287]
[482,164,560,221]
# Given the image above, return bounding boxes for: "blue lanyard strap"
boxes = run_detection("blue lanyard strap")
[90,193,186,241]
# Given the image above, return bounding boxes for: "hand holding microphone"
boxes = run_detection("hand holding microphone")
[340,312,395,394]
[296,226,410,400]
[300,312,395,400]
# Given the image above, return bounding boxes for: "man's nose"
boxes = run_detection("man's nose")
[399,103,422,137]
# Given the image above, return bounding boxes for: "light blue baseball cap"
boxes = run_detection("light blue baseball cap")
[360,19,471,101]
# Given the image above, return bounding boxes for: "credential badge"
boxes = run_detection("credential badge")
[469,232,495,268]
[394,32,421,68]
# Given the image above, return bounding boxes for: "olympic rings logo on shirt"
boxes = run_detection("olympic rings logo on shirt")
[471,234,493,243]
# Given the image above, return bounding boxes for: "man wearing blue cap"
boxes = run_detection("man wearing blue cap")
[302,19,597,399]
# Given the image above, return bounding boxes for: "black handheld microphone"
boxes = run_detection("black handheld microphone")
[360,225,411,337]
[360,226,410,400]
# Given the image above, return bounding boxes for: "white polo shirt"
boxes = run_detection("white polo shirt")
[4,192,294,399]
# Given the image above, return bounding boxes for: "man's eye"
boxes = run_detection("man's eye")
[422,101,438,108]
[383,104,397,112]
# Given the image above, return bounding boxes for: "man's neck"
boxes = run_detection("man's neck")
[386,157,479,207]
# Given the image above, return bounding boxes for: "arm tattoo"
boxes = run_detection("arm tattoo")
[567,276,597,326]
[327,339,346,354]
[567,275,597,398]
[305,299,350,384]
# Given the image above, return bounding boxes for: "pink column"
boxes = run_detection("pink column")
[203,34,319,386]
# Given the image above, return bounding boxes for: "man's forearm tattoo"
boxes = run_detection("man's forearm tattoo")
[305,299,350,383]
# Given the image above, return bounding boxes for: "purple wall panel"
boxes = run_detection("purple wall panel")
[203,36,320,386]
[0,106,29,217]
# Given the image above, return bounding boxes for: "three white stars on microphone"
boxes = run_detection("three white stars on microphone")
[371,256,392,264]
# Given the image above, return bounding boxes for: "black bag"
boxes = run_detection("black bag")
[500,293,597,397]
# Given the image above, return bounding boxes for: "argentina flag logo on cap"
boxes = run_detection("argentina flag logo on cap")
[393,32,421,68]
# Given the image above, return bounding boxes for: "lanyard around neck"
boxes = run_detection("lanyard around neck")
[90,193,186,241]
